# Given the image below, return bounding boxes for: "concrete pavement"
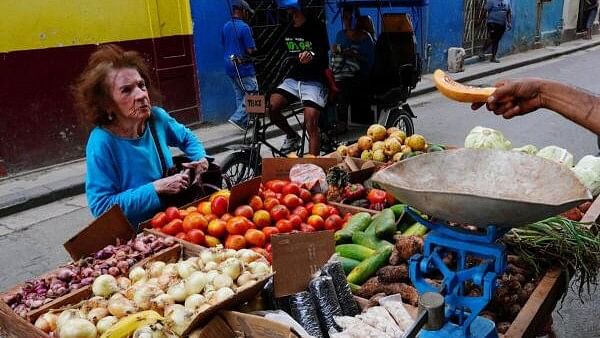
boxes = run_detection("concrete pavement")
[1,36,600,217]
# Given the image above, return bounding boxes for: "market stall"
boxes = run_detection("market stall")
[1,73,599,338]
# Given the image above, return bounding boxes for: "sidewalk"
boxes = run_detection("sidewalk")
[1,36,599,217]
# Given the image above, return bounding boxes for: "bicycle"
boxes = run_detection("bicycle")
[220,55,340,187]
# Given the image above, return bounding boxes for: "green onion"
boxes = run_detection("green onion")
[502,216,600,300]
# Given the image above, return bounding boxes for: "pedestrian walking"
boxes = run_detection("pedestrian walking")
[583,0,599,40]
[480,0,512,63]
[222,0,258,131]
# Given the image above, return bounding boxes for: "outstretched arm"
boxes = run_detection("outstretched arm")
[472,78,600,134]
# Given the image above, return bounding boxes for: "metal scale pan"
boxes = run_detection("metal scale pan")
[372,148,592,227]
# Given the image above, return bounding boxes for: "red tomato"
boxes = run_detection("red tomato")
[325,215,343,231]
[211,195,229,216]
[307,215,324,230]
[367,189,387,204]
[328,206,340,216]
[265,180,287,193]
[262,226,280,241]
[165,207,181,221]
[343,212,352,222]
[312,193,327,204]
[288,215,303,229]
[300,223,316,233]
[305,202,314,214]
[187,229,206,245]
[282,183,301,196]
[264,197,280,211]
[299,189,312,203]
[282,194,302,210]
[275,219,293,233]
[245,229,266,247]
[162,219,183,235]
[386,192,396,205]
[151,212,168,229]
[235,205,254,219]
[292,206,310,221]
[176,232,190,241]
[270,205,290,222]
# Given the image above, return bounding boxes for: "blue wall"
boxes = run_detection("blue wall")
[191,0,235,123]
[426,1,463,71]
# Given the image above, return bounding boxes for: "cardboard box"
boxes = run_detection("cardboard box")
[196,311,301,338]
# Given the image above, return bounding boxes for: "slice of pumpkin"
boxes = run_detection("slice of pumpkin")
[433,69,496,103]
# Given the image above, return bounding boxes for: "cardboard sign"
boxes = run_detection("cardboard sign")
[245,94,267,114]
[271,231,335,297]
[228,177,262,213]
[222,311,300,338]
[63,205,135,260]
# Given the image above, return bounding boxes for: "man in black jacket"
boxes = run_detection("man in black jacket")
[270,1,330,155]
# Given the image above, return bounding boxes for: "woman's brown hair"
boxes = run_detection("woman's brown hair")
[73,44,160,126]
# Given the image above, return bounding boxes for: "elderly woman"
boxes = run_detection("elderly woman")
[74,44,209,226]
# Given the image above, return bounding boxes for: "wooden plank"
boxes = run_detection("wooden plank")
[580,197,600,224]
[0,301,47,338]
[504,267,566,338]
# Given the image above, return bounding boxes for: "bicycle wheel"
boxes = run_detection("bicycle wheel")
[220,151,262,188]
[386,108,414,136]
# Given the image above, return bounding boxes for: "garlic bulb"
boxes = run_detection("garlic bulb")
[214,287,234,303]
[213,274,233,290]
[185,271,209,295]
[164,304,194,335]
[150,294,175,314]
[167,280,188,303]
[176,260,196,279]
[203,261,218,272]
[236,271,256,287]
[133,284,164,310]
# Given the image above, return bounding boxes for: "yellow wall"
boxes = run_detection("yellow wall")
[0,0,193,53]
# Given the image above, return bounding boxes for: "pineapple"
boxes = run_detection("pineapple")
[326,167,350,202]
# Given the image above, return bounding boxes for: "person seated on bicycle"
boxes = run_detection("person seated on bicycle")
[332,7,375,130]
[270,1,330,155]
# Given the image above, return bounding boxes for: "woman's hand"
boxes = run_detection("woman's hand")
[182,158,210,185]
[298,51,314,64]
[471,78,544,119]
[153,173,190,195]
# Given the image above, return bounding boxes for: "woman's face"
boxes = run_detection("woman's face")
[107,67,151,121]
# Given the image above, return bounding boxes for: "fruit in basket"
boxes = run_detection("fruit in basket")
[248,195,263,211]
[358,136,374,151]
[209,189,231,202]
[433,69,496,102]
[226,216,250,235]
[270,204,290,221]
[405,134,426,151]
[207,219,227,237]
[151,212,168,229]
[282,182,301,196]
[245,229,266,247]
[252,210,271,228]
[282,194,303,209]
[389,130,407,143]
[372,141,385,152]
[162,219,184,236]
[198,201,212,215]
[165,207,181,222]
[367,124,387,142]
[188,229,206,245]
[234,205,254,219]
[384,137,403,156]
[276,219,294,233]
[225,235,246,250]
[337,144,348,156]
[347,144,361,157]
[307,215,325,230]
[211,195,229,216]
[326,166,350,201]
[373,149,386,162]
[182,212,208,232]
[205,235,220,247]
[400,145,412,154]
[386,127,400,137]
[361,150,373,161]
[262,226,279,240]
[312,203,330,218]
[392,152,403,162]
[342,183,367,201]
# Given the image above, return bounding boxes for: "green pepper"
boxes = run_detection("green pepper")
[372,209,396,239]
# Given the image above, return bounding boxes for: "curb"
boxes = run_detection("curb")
[2,40,599,217]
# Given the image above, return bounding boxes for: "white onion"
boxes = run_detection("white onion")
[149,261,167,278]
[96,315,118,334]
[34,312,57,333]
[199,250,217,264]
[236,271,256,287]
[57,309,83,329]
[223,249,237,259]
[92,274,119,297]
[167,280,188,302]
[203,290,215,302]
[176,261,196,279]
[184,294,206,312]
[150,294,175,313]
[185,271,209,295]
[220,258,243,280]
[185,257,201,270]
[86,307,109,324]
[203,261,218,272]
[117,276,132,290]
[81,296,108,314]
[129,266,147,283]
[213,274,233,290]
[133,284,164,310]
[164,304,193,335]
[205,270,219,283]
[107,293,136,318]
[248,261,270,277]
[133,323,169,338]
[57,318,97,338]
[214,287,235,303]
[237,249,261,264]
[162,263,178,277]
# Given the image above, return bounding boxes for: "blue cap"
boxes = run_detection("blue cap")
[231,0,255,14]
[277,0,301,9]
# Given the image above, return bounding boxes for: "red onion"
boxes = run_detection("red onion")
[56,268,75,282]
[81,267,94,278]
[80,277,94,286]
[108,267,120,276]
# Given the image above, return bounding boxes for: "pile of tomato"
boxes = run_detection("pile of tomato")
[149,180,351,260]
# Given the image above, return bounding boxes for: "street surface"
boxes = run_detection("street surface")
[1,47,599,337]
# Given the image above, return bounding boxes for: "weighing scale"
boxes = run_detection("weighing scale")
[372,149,591,338]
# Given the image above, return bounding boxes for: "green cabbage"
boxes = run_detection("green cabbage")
[572,155,600,196]
[464,126,512,150]
[536,146,574,167]
[512,144,538,155]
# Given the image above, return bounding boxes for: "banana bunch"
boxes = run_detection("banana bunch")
[100,310,163,338]
[433,69,495,103]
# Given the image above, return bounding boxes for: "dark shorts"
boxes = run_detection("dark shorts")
[487,22,506,40]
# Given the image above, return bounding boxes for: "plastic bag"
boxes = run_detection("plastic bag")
[290,164,328,192]
[464,126,512,150]
[289,291,325,338]
[309,276,342,335]
[257,310,316,338]
[536,145,574,167]
[378,294,414,331]
[321,258,361,316]
[355,306,403,337]
[333,315,394,338]
[572,155,600,196]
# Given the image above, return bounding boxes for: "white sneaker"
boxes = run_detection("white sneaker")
[280,136,300,153]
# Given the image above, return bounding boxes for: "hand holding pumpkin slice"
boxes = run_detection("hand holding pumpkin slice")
[433,69,496,103]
